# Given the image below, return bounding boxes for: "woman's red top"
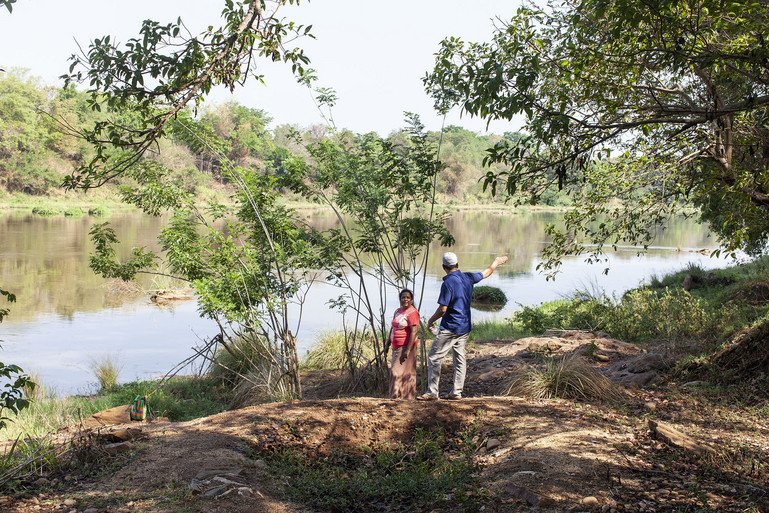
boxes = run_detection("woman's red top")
[390,306,419,348]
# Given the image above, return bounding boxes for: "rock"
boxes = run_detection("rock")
[644,402,657,411]
[211,476,246,486]
[84,508,99,513]
[594,354,610,362]
[201,484,229,499]
[103,441,133,455]
[63,499,77,507]
[681,380,705,388]
[648,420,716,456]
[582,496,600,506]
[486,438,501,451]
[251,459,267,470]
[511,470,537,479]
[33,477,49,487]
[194,468,244,481]
[605,353,668,387]
[189,478,208,493]
[108,427,143,442]
[505,484,540,506]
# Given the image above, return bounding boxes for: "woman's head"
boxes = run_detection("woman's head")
[399,288,414,306]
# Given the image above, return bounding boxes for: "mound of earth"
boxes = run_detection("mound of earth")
[460,330,660,397]
[4,395,767,513]
[4,331,767,512]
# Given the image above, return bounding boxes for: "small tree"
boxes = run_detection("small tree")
[283,115,454,384]
[90,151,326,398]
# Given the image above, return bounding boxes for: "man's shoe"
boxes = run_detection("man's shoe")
[446,393,462,401]
[416,393,439,401]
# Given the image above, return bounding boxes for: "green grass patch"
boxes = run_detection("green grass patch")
[470,318,526,342]
[63,207,85,217]
[508,256,769,375]
[260,427,481,513]
[1,376,231,441]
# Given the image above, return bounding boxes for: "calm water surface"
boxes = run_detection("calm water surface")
[0,209,728,394]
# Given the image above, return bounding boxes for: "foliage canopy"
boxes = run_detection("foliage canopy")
[427,0,769,272]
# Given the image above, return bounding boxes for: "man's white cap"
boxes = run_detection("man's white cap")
[442,252,459,267]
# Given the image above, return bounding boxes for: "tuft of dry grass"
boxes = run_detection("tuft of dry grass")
[302,331,376,371]
[89,355,123,392]
[504,355,625,403]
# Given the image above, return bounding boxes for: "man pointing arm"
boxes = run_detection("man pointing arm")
[419,252,508,401]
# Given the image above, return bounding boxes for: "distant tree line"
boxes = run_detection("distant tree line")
[0,70,570,206]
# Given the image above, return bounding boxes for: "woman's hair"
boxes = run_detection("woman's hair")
[399,288,414,300]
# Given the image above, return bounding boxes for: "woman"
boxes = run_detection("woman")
[389,288,420,399]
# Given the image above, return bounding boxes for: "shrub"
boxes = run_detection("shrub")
[87,206,107,217]
[472,286,507,305]
[610,288,714,343]
[504,355,624,402]
[30,207,59,216]
[513,295,610,334]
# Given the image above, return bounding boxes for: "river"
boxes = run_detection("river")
[0,209,727,395]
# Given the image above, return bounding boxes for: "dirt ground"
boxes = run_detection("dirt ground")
[3,333,768,513]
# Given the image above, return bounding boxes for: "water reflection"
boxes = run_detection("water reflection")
[0,210,722,394]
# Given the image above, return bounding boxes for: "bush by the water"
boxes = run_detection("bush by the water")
[31,207,59,217]
[515,288,722,344]
[471,285,507,306]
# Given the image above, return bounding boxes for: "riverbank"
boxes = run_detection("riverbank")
[0,189,575,216]
[3,328,768,512]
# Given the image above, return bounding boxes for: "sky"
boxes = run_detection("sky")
[0,0,524,135]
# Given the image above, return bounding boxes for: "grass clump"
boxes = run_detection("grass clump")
[89,355,122,392]
[87,206,107,217]
[261,427,480,512]
[505,355,625,402]
[210,334,297,405]
[471,285,508,311]
[302,331,376,371]
[31,206,59,216]
[470,318,525,342]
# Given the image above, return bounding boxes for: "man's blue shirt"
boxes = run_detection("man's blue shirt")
[438,270,484,334]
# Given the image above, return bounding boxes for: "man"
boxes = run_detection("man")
[418,252,508,401]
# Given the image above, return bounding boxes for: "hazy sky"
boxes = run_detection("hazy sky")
[0,0,523,134]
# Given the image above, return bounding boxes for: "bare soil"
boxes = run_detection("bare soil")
[3,333,768,513]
